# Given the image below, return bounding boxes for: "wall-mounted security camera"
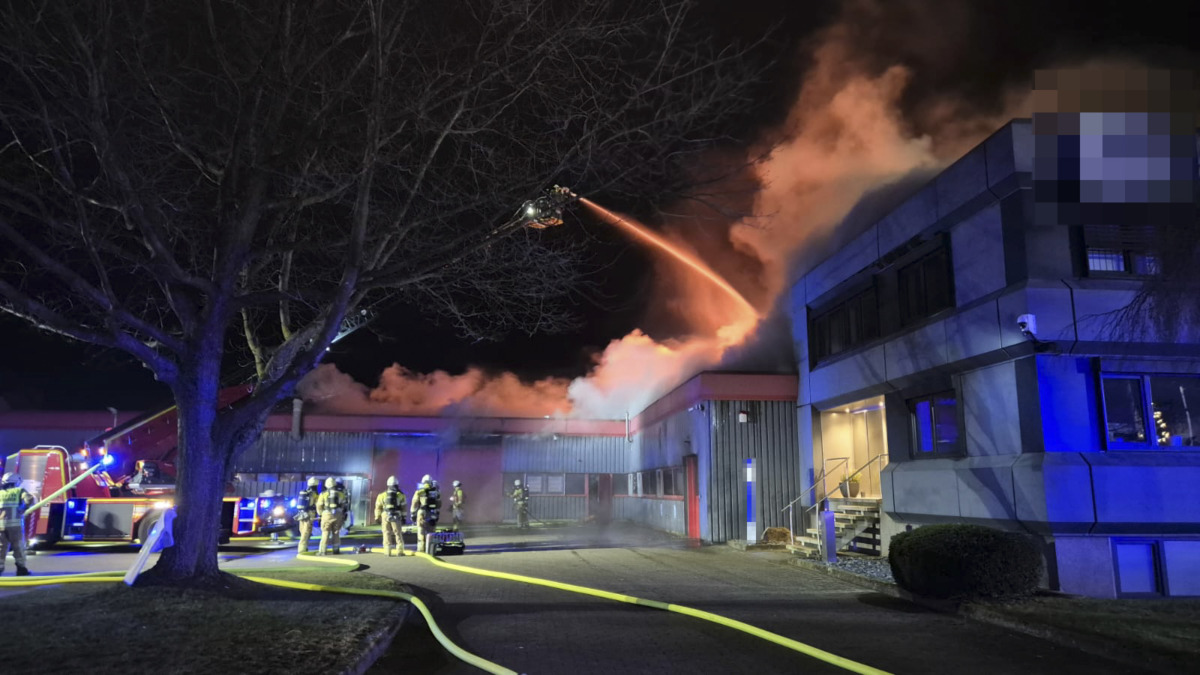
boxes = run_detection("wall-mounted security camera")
[1017,313,1036,336]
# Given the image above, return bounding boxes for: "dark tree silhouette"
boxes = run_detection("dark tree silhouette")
[0,0,765,585]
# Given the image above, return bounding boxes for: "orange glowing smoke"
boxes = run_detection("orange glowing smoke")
[300,0,1035,420]
[579,197,759,325]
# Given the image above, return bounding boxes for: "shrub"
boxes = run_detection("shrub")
[888,524,1043,600]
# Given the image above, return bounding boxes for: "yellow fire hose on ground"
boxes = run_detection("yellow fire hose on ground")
[403,550,891,675]
[0,550,890,675]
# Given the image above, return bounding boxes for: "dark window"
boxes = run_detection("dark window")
[666,467,686,496]
[1103,374,1200,449]
[898,247,953,327]
[613,474,629,496]
[640,470,659,497]
[811,286,880,363]
[1083,225,1159,276]
[566,473,586,495]
[911,392,961,456]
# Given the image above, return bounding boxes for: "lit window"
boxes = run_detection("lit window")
[1101,374,1200,449]
[1087,249,1126,272]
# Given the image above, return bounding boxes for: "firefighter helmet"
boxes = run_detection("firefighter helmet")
[307,477,319,487]
[325,477,336,489]
[0,472,16,487]
[386,475,397,487]
[452,480,461,487]
[334,477,345,488]
[514,479,521,487]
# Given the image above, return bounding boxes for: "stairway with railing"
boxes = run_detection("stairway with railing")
[781,455,886,560]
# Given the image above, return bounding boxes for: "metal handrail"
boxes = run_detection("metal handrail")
[782,457,848,548]
[843,453,887,487]
[788,455,888,558]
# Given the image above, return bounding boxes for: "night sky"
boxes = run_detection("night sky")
[1,0,1196,412]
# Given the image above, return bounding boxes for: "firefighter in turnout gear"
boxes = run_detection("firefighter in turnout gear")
[374,476,408,556]
[409,476,441,555]
[450,480,465,531]
[0,472,35,576]
[511,479,530,530]
[316,477,347,555]
[333,477,350,533]
[294,477,320,554]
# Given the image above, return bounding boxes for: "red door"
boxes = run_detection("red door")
[684,454,700,539]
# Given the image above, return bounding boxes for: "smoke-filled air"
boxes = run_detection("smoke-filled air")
[297,0,1032,420]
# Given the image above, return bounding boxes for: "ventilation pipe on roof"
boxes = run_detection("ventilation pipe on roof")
[291,398,303,440]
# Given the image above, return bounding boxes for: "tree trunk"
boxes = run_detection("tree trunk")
[140,380,233,587]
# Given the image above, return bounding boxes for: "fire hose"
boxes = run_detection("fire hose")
[0,549,890,674]
[0,554,517,675]
[401,550,892,675]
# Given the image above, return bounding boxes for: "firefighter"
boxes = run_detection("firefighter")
[373,476,407,556]
[409,476,441,555]
[511,479,530,530]
[294,477,319,554]
[316,477,347,555]
[0,472,34,576]
[333,477,350,534]
[450,480,465,531]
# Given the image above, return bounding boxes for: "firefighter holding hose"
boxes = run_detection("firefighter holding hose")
[374,476,408,556]
[294,477,320,554]
[0,472,34,576]
[409,475,441,554]
[316,477,347,555]
[511,479,530,530]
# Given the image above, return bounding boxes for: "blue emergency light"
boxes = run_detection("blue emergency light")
[101,454,114,466]
[289,498,297,508]
[259,498,270,509]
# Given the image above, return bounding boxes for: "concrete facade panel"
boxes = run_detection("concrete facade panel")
[884,321,949,381]
[808,345,888,407]
[887,461,962,518]
[1011,453,1096,531]
[805,226,879,302]
[951,203,1006,306]
[955,456,1018,520]
[1088,453,1200,531]
[962,362,1022,457]
[935,146,990,222]
[944,301,1002,364]
[878,186,938,256]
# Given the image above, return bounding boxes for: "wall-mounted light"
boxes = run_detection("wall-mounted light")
[737,411,749,424]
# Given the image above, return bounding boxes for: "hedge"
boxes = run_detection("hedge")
[888,524,1043,600]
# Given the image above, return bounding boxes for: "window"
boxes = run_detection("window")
[1083,225,1159,276]
[811,286,880,363]
[898,247,953,327]
[911,392,961,456]
[665,467,686,496]
[613,473,630,496]
[1102,374,1200,449]
[565,474,586,496]
[640,470,659,497]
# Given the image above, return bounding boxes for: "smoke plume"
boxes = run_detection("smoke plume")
[300,0,1033,420]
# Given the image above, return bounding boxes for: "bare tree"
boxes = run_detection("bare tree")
[0,0,765,585]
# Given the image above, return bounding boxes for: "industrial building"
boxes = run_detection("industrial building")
[0,372,799,544]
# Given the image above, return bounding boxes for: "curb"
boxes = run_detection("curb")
[726,539,790,552]
[786,557,1185,674]
[344,600,416,675]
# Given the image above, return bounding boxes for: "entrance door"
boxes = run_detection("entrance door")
[587,474,613,523]
[684,454,700,539]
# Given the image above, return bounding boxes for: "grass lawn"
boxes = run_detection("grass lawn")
[977,595,1200,664]
[0,568,409,674]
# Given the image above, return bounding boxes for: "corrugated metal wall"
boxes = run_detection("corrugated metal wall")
[707,399,800,543]
[502,496,587,522]
[234,431,374,474]
[614,497,687,536]
[502,434,631,473]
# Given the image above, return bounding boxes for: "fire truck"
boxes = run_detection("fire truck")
[6,384,284,547]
